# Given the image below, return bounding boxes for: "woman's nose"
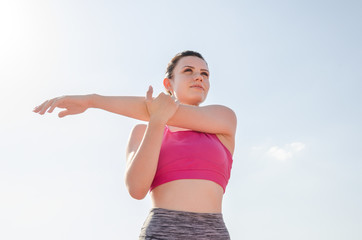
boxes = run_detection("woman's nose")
[194,72,203,81]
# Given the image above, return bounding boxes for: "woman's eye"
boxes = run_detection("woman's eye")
[184,69,192,72]
[202,72,209,77]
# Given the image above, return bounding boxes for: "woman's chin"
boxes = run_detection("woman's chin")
[176,92,207,106]
[181,98,205,106]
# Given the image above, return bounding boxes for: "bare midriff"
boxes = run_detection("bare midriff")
[150,179,224,213]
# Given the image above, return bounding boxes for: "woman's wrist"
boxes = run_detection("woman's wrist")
[87,94,99,108]
[148,116,167,129]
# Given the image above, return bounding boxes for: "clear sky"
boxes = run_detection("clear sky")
[1,0,361,239]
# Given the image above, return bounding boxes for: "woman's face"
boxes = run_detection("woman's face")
[164,56,210,106]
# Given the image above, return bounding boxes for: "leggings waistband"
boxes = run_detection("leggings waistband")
[151,207,223,217]
[139,208,230,240]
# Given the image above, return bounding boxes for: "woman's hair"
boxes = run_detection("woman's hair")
[165,50,207,79]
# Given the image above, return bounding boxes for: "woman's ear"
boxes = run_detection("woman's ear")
[163,78,173,95]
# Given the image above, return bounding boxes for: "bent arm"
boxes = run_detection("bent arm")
[124,88,179,200]
[125,121,165,200]
[168,104,237,137]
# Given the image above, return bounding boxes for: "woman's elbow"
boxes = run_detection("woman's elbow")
[125,179,149,200]
[128,188,148,200]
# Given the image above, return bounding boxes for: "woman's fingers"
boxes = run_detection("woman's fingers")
[33,99,52,114]
[48,97,62,113]
[58,108,82,118]
[58,109,69,118]
[39,100,51,115]
[33,100,48,113]
[33,97,65,115]
[41,98,59,115]
[146,85,153,102]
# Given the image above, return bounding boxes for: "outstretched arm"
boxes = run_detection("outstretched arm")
[33,88,236,137]
[33,94,150,120]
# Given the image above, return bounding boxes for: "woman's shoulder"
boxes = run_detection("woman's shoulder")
[202,105,236,155]
[204,104,236,118]
[203,104,237,131]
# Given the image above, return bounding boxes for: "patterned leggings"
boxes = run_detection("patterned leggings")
[139,208,230,240]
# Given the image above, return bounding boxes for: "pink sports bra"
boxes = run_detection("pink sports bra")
[150,126,233,193]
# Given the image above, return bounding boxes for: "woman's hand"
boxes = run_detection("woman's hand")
[33,95,93,118]
[145,86,179,125]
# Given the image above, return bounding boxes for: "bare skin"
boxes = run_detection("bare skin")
[125,57,236,213]
[34,56,237,213]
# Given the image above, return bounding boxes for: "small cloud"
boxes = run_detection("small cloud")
[266,142,306,161]
[267,146,292,161]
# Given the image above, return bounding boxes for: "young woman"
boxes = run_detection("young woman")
[34,51,237,239]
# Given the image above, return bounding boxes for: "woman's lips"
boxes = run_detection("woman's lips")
[190,85,204,90]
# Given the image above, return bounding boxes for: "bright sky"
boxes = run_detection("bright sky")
[1,0,361,239]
